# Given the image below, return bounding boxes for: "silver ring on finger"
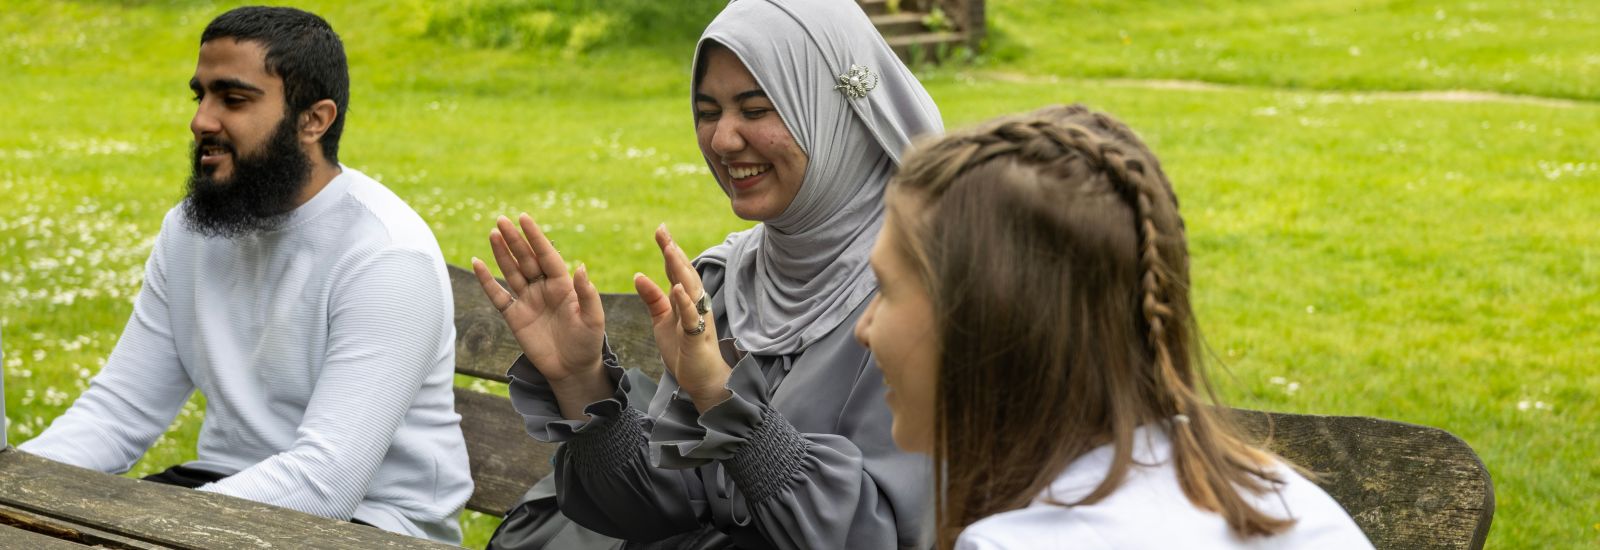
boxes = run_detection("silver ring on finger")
[694,290,711,315]
[497,298,515,312]
[685,315,707,336]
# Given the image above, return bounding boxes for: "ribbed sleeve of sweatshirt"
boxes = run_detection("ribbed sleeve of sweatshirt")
[19,220,194,472]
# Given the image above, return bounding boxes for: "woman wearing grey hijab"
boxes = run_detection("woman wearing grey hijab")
[474,0,943,547]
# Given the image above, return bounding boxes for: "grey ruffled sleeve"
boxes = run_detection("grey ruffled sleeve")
[649,337,931,549]
[505,345,702,540]
[505,344,636,443]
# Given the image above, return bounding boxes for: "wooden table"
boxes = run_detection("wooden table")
[0,448,459,549]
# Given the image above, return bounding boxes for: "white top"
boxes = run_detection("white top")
[20,167,472,544]
[956,426,1374,550]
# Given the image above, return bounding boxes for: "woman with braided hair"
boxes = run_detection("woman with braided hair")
[854,104,1373,549]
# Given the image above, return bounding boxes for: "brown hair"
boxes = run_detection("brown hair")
[887,104,1295,548]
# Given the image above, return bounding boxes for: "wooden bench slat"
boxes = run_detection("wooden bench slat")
[0,522,100,549]
[1234,410,1493,550]
[456,387,557,515]
[0,450,455,549]
[450,267,523,383]
[0,501,167,549]
[596,292,666,384]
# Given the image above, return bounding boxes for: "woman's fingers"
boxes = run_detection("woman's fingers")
[653,225,675,287]
[634,273,673,321]
[488,228,527,292]
[498,215,546,283]
[471,257,515,312]
[573,263,604,327]
[520,214,570,283]
[670,283,704,336]
[655,225,704,303]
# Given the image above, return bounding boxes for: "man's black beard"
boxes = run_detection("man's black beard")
[183,113,313,238]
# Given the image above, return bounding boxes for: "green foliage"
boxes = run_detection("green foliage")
[922,6,952,33]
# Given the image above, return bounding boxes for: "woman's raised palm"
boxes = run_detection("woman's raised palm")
[471,214,606,383]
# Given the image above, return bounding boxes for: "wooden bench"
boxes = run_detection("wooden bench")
[0,449,455,549]
[446,265,1494,549]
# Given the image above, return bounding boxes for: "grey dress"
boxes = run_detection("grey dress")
[505,263,931,549]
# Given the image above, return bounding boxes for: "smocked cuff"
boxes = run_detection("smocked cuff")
[565,406,650,476]
[505,344,633,443]
[724,406,809,504]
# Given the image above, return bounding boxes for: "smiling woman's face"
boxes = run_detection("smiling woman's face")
[854,205,940,453]
[694,46,809,221]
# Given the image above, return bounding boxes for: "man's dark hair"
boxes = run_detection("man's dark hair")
[202,6,348,165]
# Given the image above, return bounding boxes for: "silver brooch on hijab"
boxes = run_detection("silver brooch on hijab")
[834,64,879,99]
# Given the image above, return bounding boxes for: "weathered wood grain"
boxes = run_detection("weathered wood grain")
[0,522,100,549]
[0,449,456,550]
[450,266,523,383]
[456,387,556,515]
[0,501,165,549]
[596,292,665,383]
[1234,410,1493,550]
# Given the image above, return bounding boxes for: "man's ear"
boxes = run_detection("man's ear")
[298,99,338,145]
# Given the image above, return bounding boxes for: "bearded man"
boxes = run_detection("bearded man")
[19,7,472,544]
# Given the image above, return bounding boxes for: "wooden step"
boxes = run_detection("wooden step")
[886,31,968,62]
[870,12,926,35]
[859,0,890,16]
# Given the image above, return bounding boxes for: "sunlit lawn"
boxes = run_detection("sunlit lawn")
[3,1,1597,548]
[987,0,1600,101]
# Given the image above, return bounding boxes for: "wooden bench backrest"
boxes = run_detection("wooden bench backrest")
[1232,411,1493,549]
[446,266,1492,549]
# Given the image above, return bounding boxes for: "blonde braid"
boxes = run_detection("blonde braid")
[1092,135,1194,410]
[1069,116,1293,532]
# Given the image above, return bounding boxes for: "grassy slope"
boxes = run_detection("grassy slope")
[986,0,1600,101]
[3,1,1596,547]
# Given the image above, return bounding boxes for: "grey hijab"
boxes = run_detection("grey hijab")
[693,0,943,356]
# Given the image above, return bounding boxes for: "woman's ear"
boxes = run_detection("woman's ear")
[299,99,338,145]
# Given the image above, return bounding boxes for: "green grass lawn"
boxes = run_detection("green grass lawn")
[986,0,1600,101]
[3,1,1597,548]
